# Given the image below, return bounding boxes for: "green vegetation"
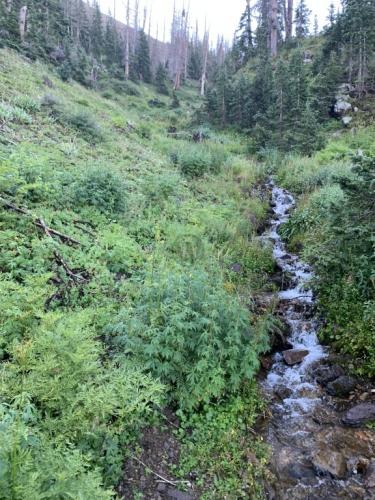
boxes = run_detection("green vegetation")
[277,131,375,377]
[0,48,273,497]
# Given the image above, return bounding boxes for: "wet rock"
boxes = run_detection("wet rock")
[282,349,309,366]
[312,450,347,479]
[274,385,293,400]
[261,356,273,370]
[365,460,375,488]
[342,403,375,427]
[288,462,316,480]
[326,376,358,397]
[313,365,345,386]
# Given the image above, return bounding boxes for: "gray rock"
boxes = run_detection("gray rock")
[335,100,352,114]
[342,403,375,427]
[365,460,375,488]
[314,365,345,386]
[342,115,353,126]
[312,450,347,479]
[274,385,293,400]
[282,349,309,366]
[326,376,358,397]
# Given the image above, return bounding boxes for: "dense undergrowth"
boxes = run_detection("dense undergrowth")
[0,49,275,497]
[275,126,375,377]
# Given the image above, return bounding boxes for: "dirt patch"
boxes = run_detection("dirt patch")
[117,410,198,500]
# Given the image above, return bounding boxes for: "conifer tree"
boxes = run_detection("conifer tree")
[135,29,152,82]
[155,63,169,94]
[235,0,254,64]
[188,47,202,80]
[327,3,336,27]
[90,1,103,61]
[295,0,311,39]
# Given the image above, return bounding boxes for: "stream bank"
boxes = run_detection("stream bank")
[260,181,375,499]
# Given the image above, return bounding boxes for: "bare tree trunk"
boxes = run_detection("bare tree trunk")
[19,5,28,42]
[286,0,293,40]
[270,0,278,57]
[201,29,209,96]
[125,0,130,79]
[133,0,139,53]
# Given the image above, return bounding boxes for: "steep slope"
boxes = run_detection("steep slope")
[0,48,274,498]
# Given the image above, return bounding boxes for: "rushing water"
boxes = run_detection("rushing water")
[261,181,375,499]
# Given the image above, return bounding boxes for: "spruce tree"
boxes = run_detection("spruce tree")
[188,48,202,80]
[135,30,152,83]
[235,0,254,64]
[90,1,103,61]
[104,16,121,70]
[155,63,169,95]
[295,0,311,39]
[327,3,336,27]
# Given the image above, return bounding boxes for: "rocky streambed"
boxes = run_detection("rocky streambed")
[260,182,375,499]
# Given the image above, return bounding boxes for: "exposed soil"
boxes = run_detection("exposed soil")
[118,410,198,500]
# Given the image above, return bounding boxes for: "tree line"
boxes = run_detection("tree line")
[206,0,375,154]
[0,0,225,95]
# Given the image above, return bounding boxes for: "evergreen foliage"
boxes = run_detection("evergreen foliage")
[135,29,152,83]
[295,0,311,39]
[155,63,169,95]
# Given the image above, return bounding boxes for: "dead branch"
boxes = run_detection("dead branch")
[53,251,89,284]
[0,196,82,246]
[131,456,190,487]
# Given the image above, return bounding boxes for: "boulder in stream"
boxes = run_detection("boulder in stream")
[326,376,358,397]
[342,403,375,427]
[282,349,309,366]
[313,364,345,386]
[312,449,347,479]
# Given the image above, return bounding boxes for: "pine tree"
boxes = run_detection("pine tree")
[235,0,254,64]
[135,29,152,82]
[327,3,336,27]
[90,1,103,61]
[104,16,121,69]
[188,47,202,80]
[155,63,169,95]
[295,0,311,39]
[313,15,319,36]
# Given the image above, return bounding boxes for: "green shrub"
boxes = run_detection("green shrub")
[142,172,181,207]
[0,102,32,124]
[105,267,268,409]
[12,95,40,113]
[172,143,228,177]
[61,109,103,141]
[71,167,127,214]
[92,225,144,275]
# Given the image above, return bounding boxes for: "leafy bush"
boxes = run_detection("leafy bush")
[71,167,127,214]
[12,95,40,113]
[293,154,375,376]
[61,109,103,141]
[0,312,164,491]
[0,102,32,124]
[92,225,144,276]
[105,268,268,409]
[171,143,228,177]
[142,172,181,207]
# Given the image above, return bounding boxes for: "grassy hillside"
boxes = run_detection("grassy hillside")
[0,49,274,498]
